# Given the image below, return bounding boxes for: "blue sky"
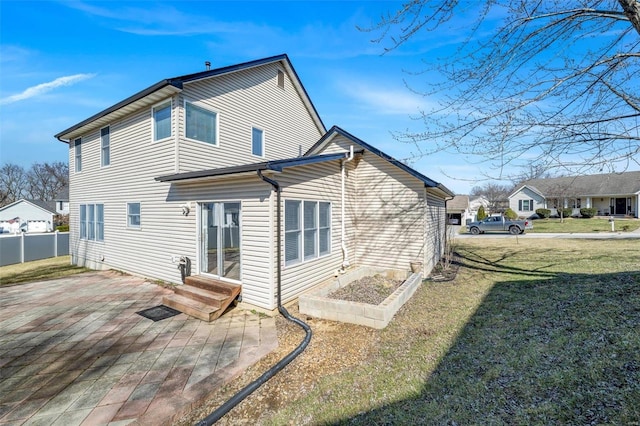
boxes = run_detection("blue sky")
[1,0,488,195]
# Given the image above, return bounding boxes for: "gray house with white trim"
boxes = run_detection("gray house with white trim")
[55,54,453,315]
[509,171,640,218]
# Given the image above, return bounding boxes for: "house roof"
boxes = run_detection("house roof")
[54,186,69,201]
[446,195,470,211]
[0,199,57,215]
[55,54,326,142]
[155,151,359,183]
[512,171,640,198]
[306,126,455,197]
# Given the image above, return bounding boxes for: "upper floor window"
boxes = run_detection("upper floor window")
[74,138,82,172]
[186,101,217,145]
[127,202,141,228]
[252,127,264,157]
[101,126,110,166]
[277,70,285,88]
[153,101,172,141]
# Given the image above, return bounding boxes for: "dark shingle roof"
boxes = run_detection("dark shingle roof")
[519,171,640,197]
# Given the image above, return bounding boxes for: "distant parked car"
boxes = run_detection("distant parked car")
[467,215,533,235]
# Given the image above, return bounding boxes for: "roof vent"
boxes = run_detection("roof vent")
[205,61,211,70]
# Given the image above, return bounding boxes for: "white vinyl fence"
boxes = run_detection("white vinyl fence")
[0,232,70,267]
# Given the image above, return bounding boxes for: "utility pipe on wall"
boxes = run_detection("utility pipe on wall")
[340,145,354,271]
[196,170,312,425]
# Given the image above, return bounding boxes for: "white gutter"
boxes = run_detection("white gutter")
[340,146,354,271]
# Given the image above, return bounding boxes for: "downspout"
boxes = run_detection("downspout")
[197,169,312,425]
[340,146,354,272]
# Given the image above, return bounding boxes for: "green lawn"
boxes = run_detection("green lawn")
[528,217,640,233]
[0,256,89,286]
[265,239,640,425]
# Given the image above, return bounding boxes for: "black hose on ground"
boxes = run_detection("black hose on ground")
[195,170,312,425]
[195,307,311,425]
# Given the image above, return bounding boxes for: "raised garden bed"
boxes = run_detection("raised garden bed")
[298,266,423,329]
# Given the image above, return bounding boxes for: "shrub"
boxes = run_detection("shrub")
[56,225,69,232]
[535,208,551,219]
[504,208,518,220]
[477,206,487,221]
[556,207,573,218]
[580,207,597,218]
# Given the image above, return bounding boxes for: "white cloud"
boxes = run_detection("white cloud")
[0,74,96,105]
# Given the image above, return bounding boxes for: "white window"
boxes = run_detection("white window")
[519,199,534,211]
[74,138,82,172]
[79,204,87,239]
[127,202,141,228]
[303,201,317,260]
[319,202,331,256]
[252,127,264,157]
[101,126,110,166]
[96,204,104,241]
[285,200,331,266]
[185,101,217,145]
[285,200,301,265]
[153,101,171,141]
[87,204,95,240]
[277,70,285,88]
[79,204,104,241]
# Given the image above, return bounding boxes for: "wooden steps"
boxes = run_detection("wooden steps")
[162,276,241,322]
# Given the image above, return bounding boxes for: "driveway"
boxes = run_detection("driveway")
[0,271,277,425]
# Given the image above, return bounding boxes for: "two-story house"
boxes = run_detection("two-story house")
[55,54,453,320]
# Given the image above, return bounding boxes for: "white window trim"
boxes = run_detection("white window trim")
[184,100,219,147]
[79,203,104,242]
[152,100,172,142]
[284,199,331,267]
[251,126,265,158]
[74,138,82,173]
[100,125,110,168]
[127,202,141,229]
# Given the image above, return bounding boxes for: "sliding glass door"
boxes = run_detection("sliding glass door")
[200,202,241,281]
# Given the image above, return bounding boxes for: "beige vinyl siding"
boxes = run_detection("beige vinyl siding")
[276,160,355,305]
[178,63,322,172]
[161,176,274,309]
[68,100,181,279]
[354,152,426,271]
[424,191,446,272]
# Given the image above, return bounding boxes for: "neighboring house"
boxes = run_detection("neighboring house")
[54,186,70,215]
[54,54,454,313]
[446,195,472,225]
[469,196,490,220]
[0,199,57,233]
[509,171,640,218]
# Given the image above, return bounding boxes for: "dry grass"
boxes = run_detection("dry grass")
[0,256,89,286]
[254,239,640,425]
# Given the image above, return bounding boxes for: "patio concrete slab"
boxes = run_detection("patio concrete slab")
[0,271,278,425]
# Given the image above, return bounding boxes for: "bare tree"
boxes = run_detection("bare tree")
[0,163,27,207]
[470,182,512,212]
[366,0,640,177]
[26,162,68,201]
[0,162,68,207]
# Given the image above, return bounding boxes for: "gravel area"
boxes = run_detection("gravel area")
[327,274,404,305]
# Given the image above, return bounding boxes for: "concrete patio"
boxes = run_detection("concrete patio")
[0,271,278,425]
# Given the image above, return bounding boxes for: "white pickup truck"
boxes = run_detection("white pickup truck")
[467,216,533,235]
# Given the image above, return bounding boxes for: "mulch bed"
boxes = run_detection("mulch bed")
[328,274,404,305]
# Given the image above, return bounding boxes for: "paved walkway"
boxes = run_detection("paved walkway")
[0,271,278,425]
